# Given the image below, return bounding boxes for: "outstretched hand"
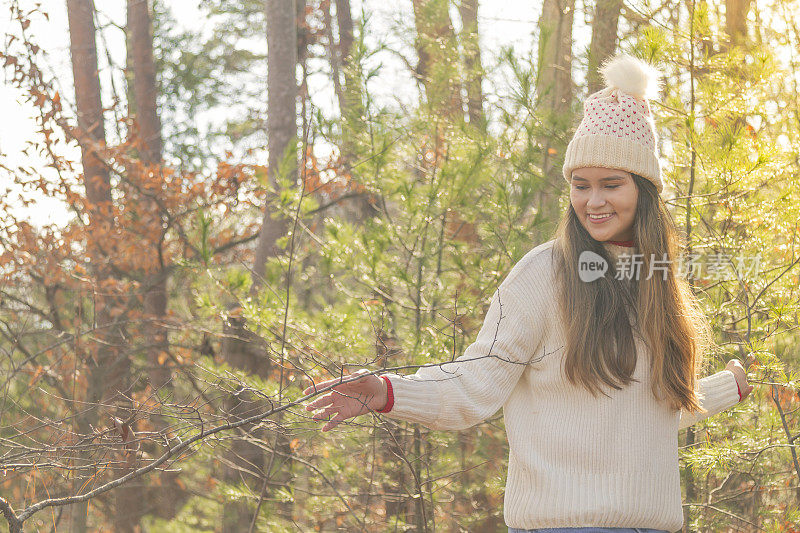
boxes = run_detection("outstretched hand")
[726,358,754,401]
[303,369,389,432]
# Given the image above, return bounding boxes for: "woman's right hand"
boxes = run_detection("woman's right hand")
[726,358,754,401]
[303,369,388,432]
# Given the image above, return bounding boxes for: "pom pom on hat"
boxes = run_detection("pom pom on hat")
[599,54,662,100]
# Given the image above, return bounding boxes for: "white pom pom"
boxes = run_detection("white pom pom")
[599,54,662,100]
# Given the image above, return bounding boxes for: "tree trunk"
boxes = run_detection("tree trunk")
[335,0,354,70]
[220,2,299,529]
[252,0,298,279]
[533,0,575,243]
[587,0,622,94]
[458,0,485,127]
[128,0,162,164]
[334,0,367,141]
[325,1,347,116]
[117,1,187,528]
[411,0,463,118]
[218,305,270,533]
[325,0,377,222]
[67,0,110,213]
[535,0,574,113]
[725,0,751,46]
[335,0,366,131]
[127,0,170,409]
[259,2,298,525]
[66,1,128,531]
[722,0,752,135]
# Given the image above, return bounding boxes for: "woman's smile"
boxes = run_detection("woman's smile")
[588,213,615,223]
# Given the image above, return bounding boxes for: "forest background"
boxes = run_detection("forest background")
[0,0,799,531]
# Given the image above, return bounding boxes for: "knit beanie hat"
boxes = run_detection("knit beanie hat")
[562,54,664,193]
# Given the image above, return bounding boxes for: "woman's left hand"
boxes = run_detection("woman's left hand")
[726,359,754,401]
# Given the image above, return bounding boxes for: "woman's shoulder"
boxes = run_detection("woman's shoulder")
[501,239,560,295]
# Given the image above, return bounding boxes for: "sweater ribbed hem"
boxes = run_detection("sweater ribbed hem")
[504,467,684,531]
[378,373,444,426]
[377,375,394,412]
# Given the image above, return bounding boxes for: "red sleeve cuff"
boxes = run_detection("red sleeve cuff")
[377,375,394,413]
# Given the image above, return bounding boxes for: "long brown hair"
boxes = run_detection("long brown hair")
[553,173,712,413]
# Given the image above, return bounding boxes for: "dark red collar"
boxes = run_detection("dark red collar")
[606,239,635,247]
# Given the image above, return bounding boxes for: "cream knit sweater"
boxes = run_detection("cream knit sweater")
[379,239,740,532]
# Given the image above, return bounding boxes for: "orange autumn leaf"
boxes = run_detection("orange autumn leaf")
[28,365,45,386]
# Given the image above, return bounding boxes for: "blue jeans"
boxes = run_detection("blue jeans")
[508,527,670,533]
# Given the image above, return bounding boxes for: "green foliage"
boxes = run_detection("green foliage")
[5,0,800,531]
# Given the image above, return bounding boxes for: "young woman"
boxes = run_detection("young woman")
[303,54,753,533]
